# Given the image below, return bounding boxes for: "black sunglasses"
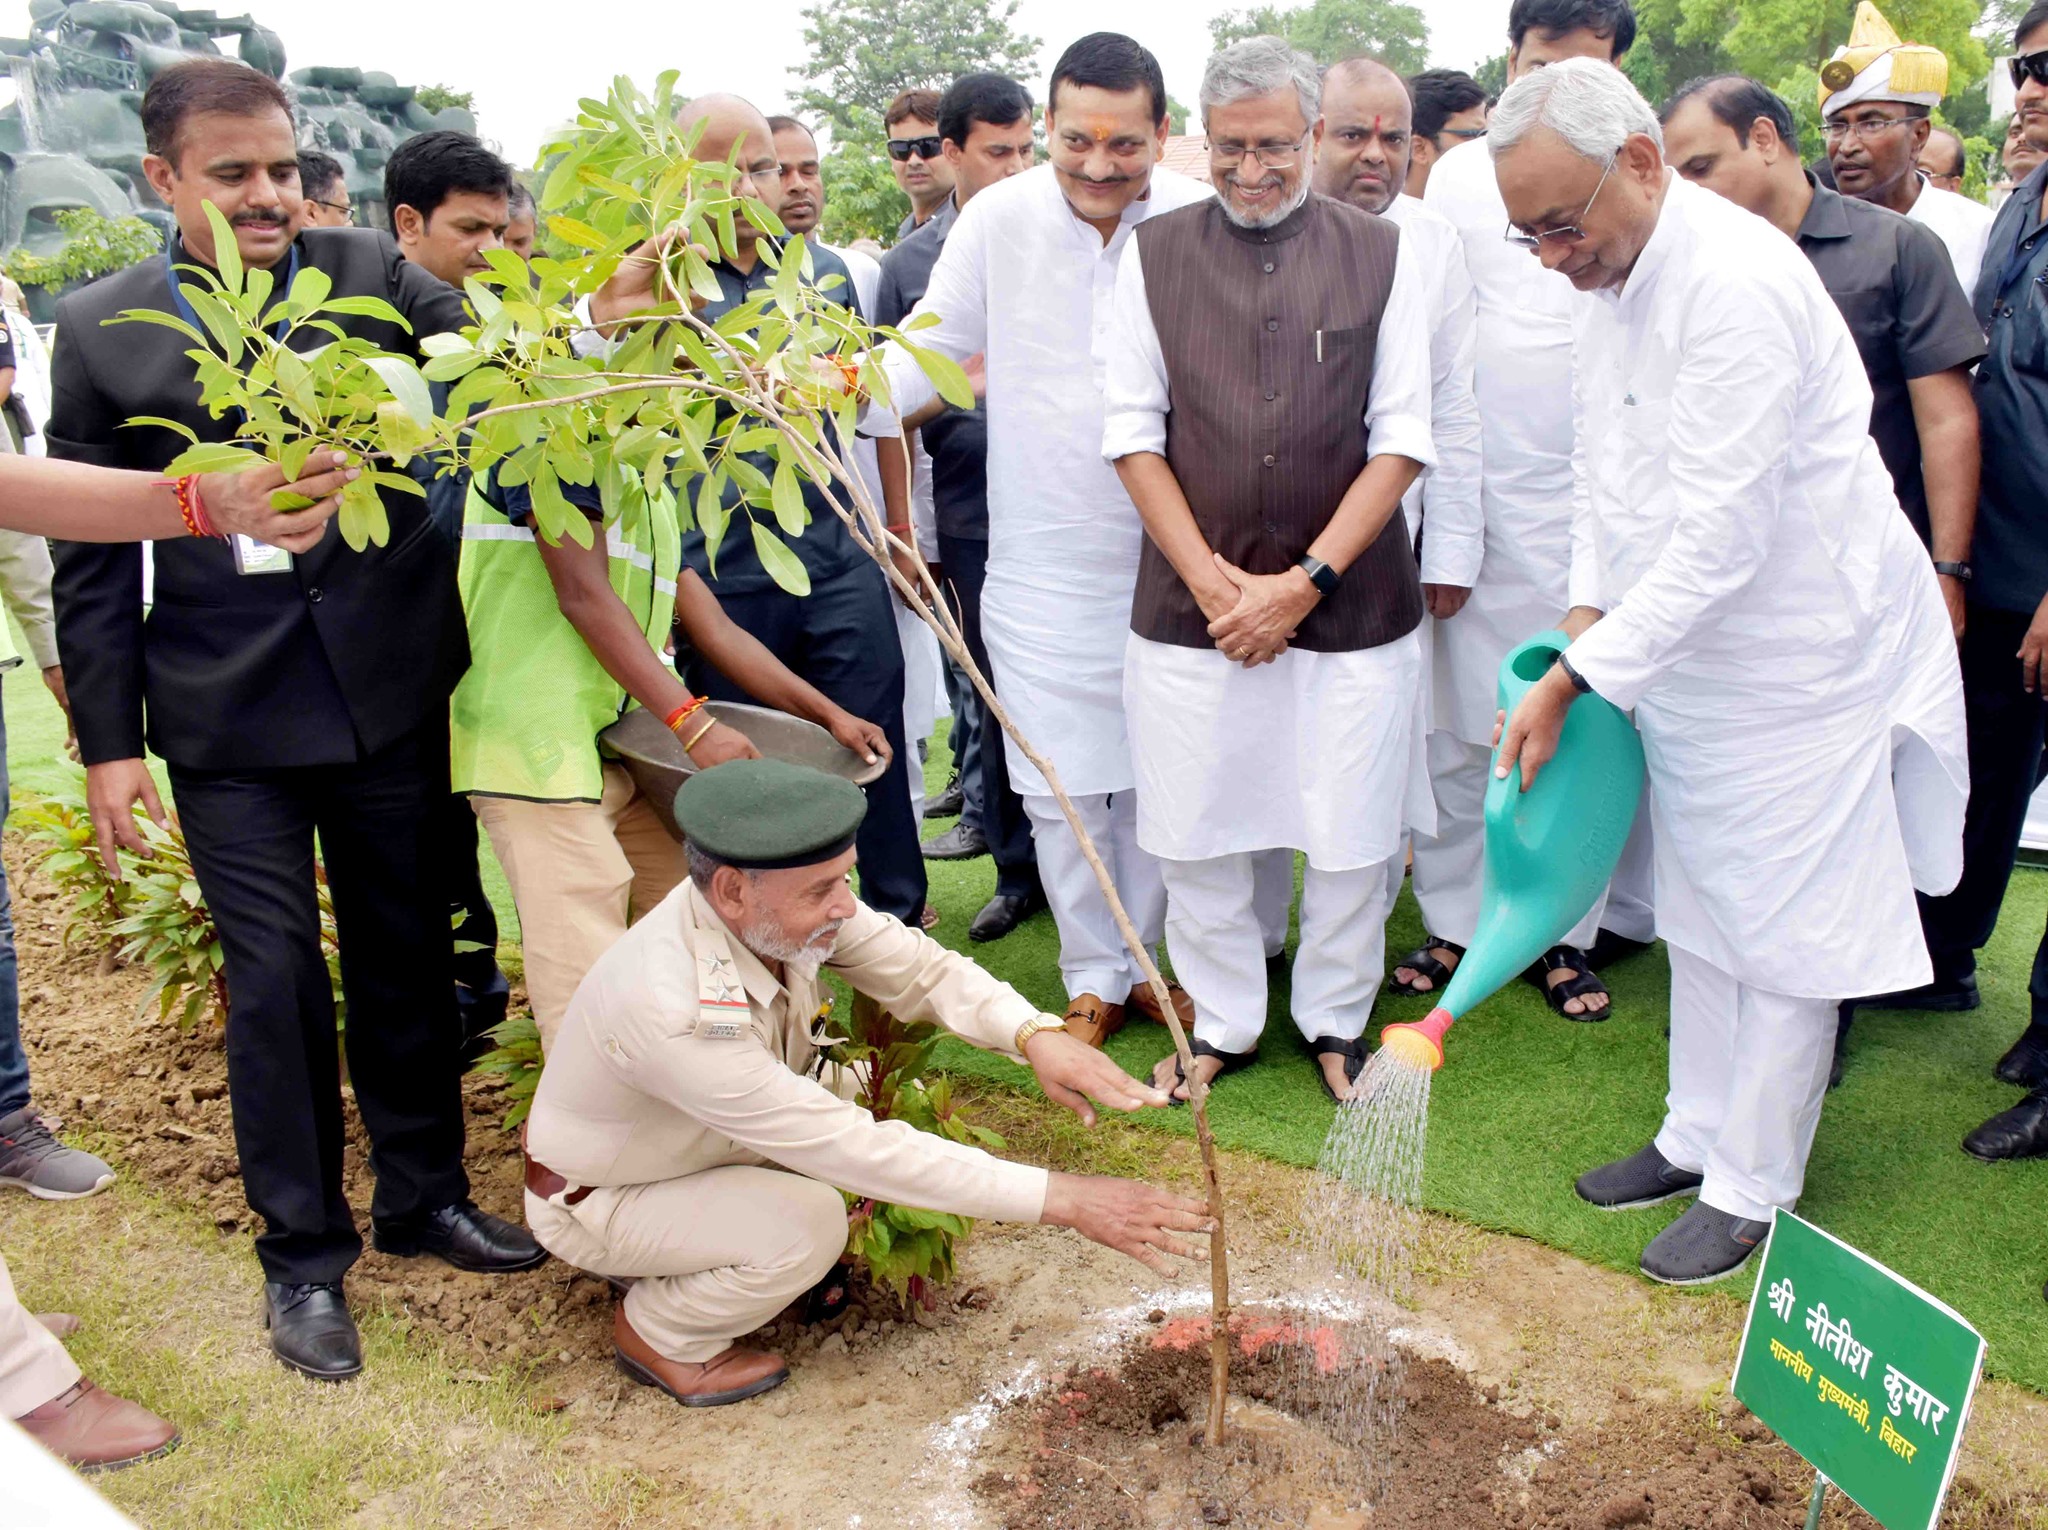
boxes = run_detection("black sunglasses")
[2012,48,2048,89]
[886,135,943,162]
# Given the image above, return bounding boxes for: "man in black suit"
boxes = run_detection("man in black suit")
[49,57,542,1383]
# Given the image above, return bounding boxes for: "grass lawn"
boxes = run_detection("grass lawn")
[10,666,2044,1395]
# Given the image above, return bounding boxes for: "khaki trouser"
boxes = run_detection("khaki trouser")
[0,1251,79,1419]
[472,763,689,1051]
[527,1166,848,1363]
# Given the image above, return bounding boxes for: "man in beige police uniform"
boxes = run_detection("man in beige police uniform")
[524,760,1210,1406]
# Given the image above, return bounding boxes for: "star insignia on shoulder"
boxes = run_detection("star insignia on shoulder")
[702,951,737,980]
[708,975,746,1006]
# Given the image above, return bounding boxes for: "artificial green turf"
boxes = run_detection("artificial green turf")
[908,725,2048,1395]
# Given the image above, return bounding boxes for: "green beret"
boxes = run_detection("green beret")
[674,759,867,870]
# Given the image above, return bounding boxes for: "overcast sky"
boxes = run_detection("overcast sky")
[0,0,1512,167]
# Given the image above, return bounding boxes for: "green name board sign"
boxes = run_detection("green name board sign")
[1732,1210,1985,1530]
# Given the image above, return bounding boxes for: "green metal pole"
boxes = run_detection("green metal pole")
[1803,1472,1829,1530]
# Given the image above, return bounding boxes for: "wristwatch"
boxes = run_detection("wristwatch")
[1557,653,1594,694]
[1296,555,1341,596]
[1932,561,1973,583]
[1014,1013,1068,1053]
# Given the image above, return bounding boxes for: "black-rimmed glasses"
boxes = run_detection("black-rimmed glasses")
[1503,153,1613,250]
[312,199,353,222]
[2012,49,2048,89]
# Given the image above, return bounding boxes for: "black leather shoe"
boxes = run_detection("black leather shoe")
[922,821,990,861]
[923,776,964,819]
[263,1282,362,1382]
[1995,1024,2048,1089]
[969,887,1047,943]
[1853,972,1980,1014]
[372,1200,548,1273]
[1962,1088,2048,1162]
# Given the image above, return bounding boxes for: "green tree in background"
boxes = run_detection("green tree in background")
[1211,0,1430,71]
[414,83,476,114]
[791,0,1042,242]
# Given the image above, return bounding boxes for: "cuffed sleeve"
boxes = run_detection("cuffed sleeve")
[1413,228,1482,586]
[878,196,990,430]
[1361,227,1436,471]
[1100,240,1170,461]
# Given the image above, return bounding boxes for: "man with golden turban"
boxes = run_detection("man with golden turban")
[1821,1,1993,291]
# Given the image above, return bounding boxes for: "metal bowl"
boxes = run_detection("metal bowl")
[598,701,888,843]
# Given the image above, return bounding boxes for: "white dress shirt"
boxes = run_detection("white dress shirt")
[878,163,1214,799]
[1903,178,1994,297]
[1562,175,1965,998]
[1381,193,1483,589]
[1422,138,1580,746]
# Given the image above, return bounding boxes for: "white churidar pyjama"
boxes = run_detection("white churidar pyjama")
[1653,943,1837,1224]
[1021,790,1165,1003]
[1163,851,1397,1056]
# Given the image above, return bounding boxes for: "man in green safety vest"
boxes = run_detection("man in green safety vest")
[451,464,891,1053]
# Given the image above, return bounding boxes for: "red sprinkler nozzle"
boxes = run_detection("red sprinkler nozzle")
[1380,1007,1453,1072]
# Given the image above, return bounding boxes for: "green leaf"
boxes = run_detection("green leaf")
[123,415,200,443]
[906,344,975,411]
[177,283,246,361]
[106,307,207,345]
[287,264,334,314]
[547,215,612,250]
[163,443,264,475]
[421,348,484,382]
[364,355,434,427]
[750,520,811,597]
[202,200,241,296]
[695,472,727,572]
[319,294,412,330]
[769,459,808,536]
[337,473,389,551]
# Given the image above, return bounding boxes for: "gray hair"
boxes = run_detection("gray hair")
[685,840,756,891]
[1488,55,1662,163]
[1200,36,1320,127]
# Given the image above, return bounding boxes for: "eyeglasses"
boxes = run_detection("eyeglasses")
[312,199,353,222]
[1503,153,1613,250]
[1209,132,1311,169]
[1822,114,1921,143]
[1440,126,1488,141]
[2012,49,2048,89]
[887,135,943,162]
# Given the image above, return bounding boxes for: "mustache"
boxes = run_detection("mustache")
[1070,171,1137,187]
[231,211,289,227]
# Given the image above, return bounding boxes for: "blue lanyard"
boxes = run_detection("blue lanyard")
[164,240,300,345]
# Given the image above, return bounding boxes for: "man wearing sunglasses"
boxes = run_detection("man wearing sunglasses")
[884,88,956,237]
[1406,68,1490,199]
[1491,59,1964,1286]
[1821,2,1993,295]
[1914,5,2048,1197]
[1407,0,1656,1023]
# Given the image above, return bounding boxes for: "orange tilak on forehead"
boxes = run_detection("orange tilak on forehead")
[1083,117,1118,142]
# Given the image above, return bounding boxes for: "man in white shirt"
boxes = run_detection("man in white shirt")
[1407,0,1654,1020]
[1821,1,1994,294]
[880,34,1213,1048]
[1104,38,1437,1102]
[1491,59,1965,1285]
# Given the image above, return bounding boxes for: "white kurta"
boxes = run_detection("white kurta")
[880,164,1215,799]
[1421,139,1578,748]
[1381,194,1482,590]
[1903,179,1994,297]
[1563,175,1966,1001]
[1101,215,1439,870]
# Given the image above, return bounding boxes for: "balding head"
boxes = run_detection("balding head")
[678,92,784,245]
[1315,56,1415,213]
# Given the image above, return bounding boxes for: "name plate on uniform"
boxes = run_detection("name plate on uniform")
[232,535,292,575]
[1731,1210,1984,1530]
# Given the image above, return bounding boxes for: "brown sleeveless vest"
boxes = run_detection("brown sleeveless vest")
[1127,193,1424,652]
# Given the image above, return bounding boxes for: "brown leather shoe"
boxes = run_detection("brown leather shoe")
[1127,981,1195,1029]
[14,1379,179,1473]
[613,1307,788,1407]
[1063,993,1126,1049]
[35,1312,81,1341]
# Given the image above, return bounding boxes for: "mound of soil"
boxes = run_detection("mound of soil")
[970,1313,2031,1530]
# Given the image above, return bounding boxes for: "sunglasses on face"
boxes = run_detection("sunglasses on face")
[2013,49,2048,89]
[887,136,943,162]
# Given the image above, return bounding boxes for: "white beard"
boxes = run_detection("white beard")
[1221,174,1310,230]
[741,917,844,983]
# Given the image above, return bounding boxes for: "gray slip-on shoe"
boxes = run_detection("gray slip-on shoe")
[0,1105,116,1200]
[1639,1202,1771,1286]
[1573,1141,1703,1210]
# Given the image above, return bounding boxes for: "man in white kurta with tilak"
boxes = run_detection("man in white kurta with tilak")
[1407,1,1655,1021]
[1102,38,1437,1103]
[1491,60,1965,1286]
[880,33,1212,1049]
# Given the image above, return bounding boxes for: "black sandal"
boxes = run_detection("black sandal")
[801,1261,853,1324]
[1391,936,1465,997]
[1161,1038,1256,1106]
[1527,945,1612,1020]
[1308,1035,1368,1102]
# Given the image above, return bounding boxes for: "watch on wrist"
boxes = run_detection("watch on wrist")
[1296,555,1340,596]
[1932,561,1972,583]
[1557,653,1593,694]
[1014,1013,1068,1052]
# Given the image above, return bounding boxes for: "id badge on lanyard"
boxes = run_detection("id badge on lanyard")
[167,243,303,576]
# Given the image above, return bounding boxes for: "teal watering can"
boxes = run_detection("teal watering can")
[1381,630,1645,1071]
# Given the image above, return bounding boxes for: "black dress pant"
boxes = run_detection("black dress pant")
[1920,603,2048,1013]
[937,532,1041,899]
[170,722,469,1283]
[685,560,928,923]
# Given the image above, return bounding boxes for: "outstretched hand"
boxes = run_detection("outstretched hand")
[1023,1027,1173,1127]
[201,451,361,553]
[1041,1172,1213,1279]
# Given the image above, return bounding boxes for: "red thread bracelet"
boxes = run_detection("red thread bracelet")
[160,474,223,539]
[664,696,706,735]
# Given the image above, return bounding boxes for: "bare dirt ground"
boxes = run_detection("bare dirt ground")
[6,835,2048,1530]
